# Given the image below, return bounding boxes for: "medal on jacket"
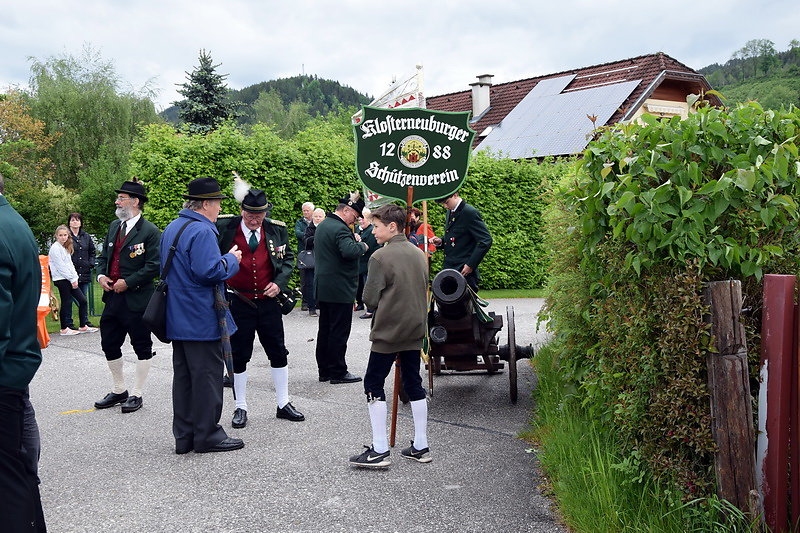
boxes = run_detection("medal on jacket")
[129,243,145,258]
[450,237,456,247]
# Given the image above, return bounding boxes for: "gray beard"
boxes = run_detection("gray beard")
[115,206,131,221]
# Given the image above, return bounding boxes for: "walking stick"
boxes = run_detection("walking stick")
[390,187,415,447]
[389,355,401,447]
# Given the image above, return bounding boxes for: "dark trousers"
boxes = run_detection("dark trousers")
[0,386,46,532]
[299,269,308,305]
[73,281,91,326]
[315,301,353,379]
[364,350,426,402]
[356,273,366,306]
[172,340,228,452]
[100,292,153,361]
[301,269,316,311]
[229,297,288,373]
[54,279,87,329]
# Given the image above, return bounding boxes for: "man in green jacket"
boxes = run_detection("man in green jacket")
[314,192,367,384]
[431,191,493,291]
[0,173,47,531]
[94,179,162,414]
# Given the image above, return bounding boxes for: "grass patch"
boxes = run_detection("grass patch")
[481,288,545,299]
[530,340,757,532]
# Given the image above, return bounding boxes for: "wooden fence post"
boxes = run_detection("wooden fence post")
[705,280,757,514]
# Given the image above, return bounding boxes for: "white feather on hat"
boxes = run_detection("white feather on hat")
[232,171,251,204]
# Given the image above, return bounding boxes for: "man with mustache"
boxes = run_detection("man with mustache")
[94,179,161,414]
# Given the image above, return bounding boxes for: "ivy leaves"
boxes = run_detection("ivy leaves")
[571,102,800,280]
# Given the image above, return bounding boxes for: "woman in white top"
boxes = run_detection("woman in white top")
[49,225,94,335]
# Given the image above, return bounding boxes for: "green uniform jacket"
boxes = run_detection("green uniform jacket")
[313,213,367,303]
[95,216,162,313]
[0,196,42,390]
[440,201,493,281]
[357,224,379,275]
[217,216,295,291]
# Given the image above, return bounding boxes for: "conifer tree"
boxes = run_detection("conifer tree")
[174,49,235,133]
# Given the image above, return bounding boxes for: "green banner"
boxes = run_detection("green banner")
[354,106,475,205]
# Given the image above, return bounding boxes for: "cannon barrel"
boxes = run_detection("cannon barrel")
[431,269,472,320]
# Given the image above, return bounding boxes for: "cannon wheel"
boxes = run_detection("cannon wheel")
[507,306,518,403]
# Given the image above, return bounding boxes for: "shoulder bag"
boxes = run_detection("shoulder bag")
[142,219,194,343]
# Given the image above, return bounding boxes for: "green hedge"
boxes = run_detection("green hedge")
[542,101,800,496]
[130,122,570,289]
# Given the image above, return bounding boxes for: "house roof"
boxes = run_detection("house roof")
[425,52,713,156]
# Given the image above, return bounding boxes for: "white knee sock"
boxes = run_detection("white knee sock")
[271,366,289,408]
[368,400,389,453]
[410,399,429,449]
[234,371,248,411]
[107,358,126,394]
[130,359,151,398]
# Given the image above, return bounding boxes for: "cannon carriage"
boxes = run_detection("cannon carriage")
[426,269,533,402]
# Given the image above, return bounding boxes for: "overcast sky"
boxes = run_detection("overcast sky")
[1,0,798,111]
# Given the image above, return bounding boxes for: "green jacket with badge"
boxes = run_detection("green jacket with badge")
[95,216,162,313]
[440,201,493,281]
[217,215,295,291]
[313,213,367,303]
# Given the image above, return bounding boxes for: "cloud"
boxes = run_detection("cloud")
[1,0,798,109]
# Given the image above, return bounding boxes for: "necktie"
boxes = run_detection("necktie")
[249,230,258,252]
[119,223,127,242]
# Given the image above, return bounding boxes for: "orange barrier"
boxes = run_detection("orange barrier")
[37,255,51,349]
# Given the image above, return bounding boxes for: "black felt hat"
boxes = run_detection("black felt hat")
[241,188,271,213]
[115,179,148,202]
[183,177,229,200]
[339,191,365,217]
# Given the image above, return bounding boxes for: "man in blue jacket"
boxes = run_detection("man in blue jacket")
[161,177,244,454]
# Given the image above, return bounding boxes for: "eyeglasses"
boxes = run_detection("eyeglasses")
[116,195,133,202]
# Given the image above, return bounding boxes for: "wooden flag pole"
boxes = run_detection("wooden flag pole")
[390,187,415,447]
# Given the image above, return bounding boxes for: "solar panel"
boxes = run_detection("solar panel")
[476,79,642,158]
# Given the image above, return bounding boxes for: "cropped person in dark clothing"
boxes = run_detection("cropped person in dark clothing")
[68,212,96,329]
[355,208,379,319]
[302,208,325,317]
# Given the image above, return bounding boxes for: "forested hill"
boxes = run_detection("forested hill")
[698,38,800,109]
[161,74,371,125]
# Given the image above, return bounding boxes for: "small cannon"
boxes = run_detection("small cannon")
[427,269,533,402]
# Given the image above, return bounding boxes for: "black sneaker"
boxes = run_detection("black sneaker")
[400,442,431,463]
[349,445,391,468]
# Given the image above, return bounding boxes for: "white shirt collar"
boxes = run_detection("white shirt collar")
[450,198,463,213]
[240,220,260,241]
[122,213,141,233]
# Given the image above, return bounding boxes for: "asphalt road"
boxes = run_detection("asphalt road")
[30,298,563,533]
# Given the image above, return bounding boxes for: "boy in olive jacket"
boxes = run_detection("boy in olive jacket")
[349,204,431,468]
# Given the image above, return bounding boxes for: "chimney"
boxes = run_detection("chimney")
[470,74,493,119]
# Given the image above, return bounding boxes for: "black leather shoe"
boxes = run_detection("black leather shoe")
[175,444,193,455]
[354,304,365,312]
[318,375,330,382]
[222,374,232,388]
[121,395,142,413]
[94,390,129,409]
[331,372,362,384]
[232,408,247,428]
[277,402,305,422]
[196,437,245,453]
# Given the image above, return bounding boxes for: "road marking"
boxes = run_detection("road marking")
[59,408,96,415]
